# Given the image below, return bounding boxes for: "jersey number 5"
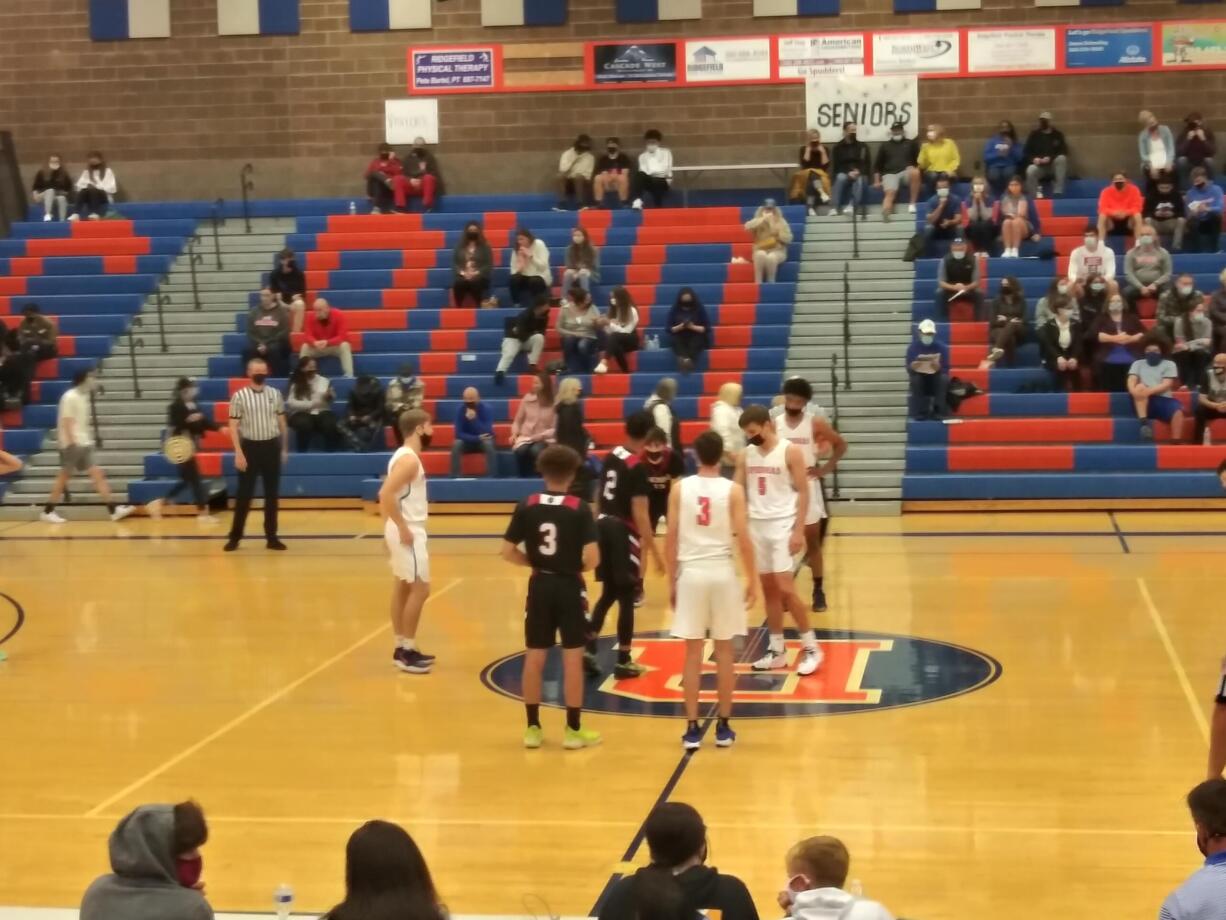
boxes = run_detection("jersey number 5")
[696,496,711,526]
[603,469,618,502]
[539,522,557,556]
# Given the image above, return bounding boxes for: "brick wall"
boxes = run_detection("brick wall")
[3,0,1225,200]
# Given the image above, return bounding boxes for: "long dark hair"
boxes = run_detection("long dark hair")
[609,286,636,325]
[673,287,702,312]
[998,120,1017,140]
[458,221,485,250]
[324,821,442,920]
[289,361,315,400]
[535,369,555,409]
[86,150,107,174]
[629,803,708,920]
[568,227,596,268]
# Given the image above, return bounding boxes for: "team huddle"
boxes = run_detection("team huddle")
[378,377,846,750]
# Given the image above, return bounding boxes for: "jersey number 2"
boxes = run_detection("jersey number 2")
[603,469,618,502]
[696,496,711,526]
[538,522,557,556]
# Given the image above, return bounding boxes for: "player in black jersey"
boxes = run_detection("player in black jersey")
[586,410,663,679]
[502,445,601,750]
[642,425,686,534]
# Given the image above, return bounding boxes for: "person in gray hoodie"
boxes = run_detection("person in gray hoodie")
[81,802,213,920]
[1123,228,1173,314]
[780,835,894,920]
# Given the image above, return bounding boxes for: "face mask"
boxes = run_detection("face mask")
[785,407,803,420]
[606,147,618,155]
[1039,119,1050,129]
[572,235,583,244]
[1057,283,1070,295]
[951,250,966,260]
[1113,180,1125,190]
[920,333,935,345]
[418,431,432,449]
[847,132,857,142]
[465,401,477,409]
[1214,367,1226,376]
[1146,352,1163,367]
[1139,236,1154,247]
[891,132,903,141]
[176,856,202,889]
[646,143,659,153]
[412,147,425,157]
[1000,283,1011,293]
[1178,285,1194,296]
[1084,239,1098,251]
[466,229,479,240]
[398,375,415,385]
[251,373,267,386]
[1196,179,1207,188]
[379,153,390,160]
[645,450,664,462]
[1108,303,1123,315]
[926,131,936,141]
[184,388,198,402]
[680,299,693,307]
[937,188,949,199]
[746,434,764,447]
[49,161,61,170]
[973,184,985,193]
[1091,282,1106,293]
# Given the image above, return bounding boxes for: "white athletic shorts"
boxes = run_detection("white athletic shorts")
[805,479,829,526]
[384,520,430,583]
[670,560,747,641]
[749,517,796,575]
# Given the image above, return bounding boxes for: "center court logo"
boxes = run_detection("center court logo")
[481,629,1001,719]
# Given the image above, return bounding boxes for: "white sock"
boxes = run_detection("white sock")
[801,630,817,649]
[769,633,785,653]
[401,638,417,651]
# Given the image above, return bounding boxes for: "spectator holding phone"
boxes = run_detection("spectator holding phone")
[32,153,73,222]
[667,287,709,373]
[73,151,116,221]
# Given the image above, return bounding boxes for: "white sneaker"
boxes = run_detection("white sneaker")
[43,213,52,222]
[829,209,842,218]
[67,213,79,222]
[88,214,100,221]
[907,203,917,214]
[145,498,164,520]
[197,512,220,524]
[797,646,824,676]
[752,649,789,671]
[632,198,643,210]
[111,504,135,522]
[807,207,817,217]
[40,510,67,524]
[594,360,608,375]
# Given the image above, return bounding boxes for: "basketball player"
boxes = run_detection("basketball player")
[1212,653,1226,778]
[586,410,663,679]
[773,377,847,613]
[642,425,685,534]
[737,404,822,675]
[379,409,436,675]
[667,431,757,751]
[501,445,602,750]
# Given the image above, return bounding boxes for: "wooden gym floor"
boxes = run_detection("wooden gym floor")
[0,510,1223,920]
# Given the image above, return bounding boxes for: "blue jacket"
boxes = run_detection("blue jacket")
[665,299,712,348]
[982,134,1024,171]
[1138,125,1175,170]
[454,401,494,444]
[906,337,949,373]
[1186,182,1224,216]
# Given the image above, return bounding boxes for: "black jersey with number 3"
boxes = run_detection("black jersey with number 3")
[504,491,597,574]
[597,446,651,524]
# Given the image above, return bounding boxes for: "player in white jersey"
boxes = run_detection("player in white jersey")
[666,431,758,751]
[379,409,436,675]
[775,377,847,613]
[736,405,823,676]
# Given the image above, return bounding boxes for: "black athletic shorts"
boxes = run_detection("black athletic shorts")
[525,573,589,650]
[595,515,641,587]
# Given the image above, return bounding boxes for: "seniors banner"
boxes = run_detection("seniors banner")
[804,75,918,142]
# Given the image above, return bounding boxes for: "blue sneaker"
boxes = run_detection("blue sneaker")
[715,723,737,748]
[681,725,702,751]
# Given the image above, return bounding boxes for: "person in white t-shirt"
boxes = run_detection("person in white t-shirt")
[1068,229,1119,301]
[632,128,674,210]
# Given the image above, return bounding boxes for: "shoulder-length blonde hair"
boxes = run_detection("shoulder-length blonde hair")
[557,378,582,404]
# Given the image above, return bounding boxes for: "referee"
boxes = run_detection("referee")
[224,358,288,551]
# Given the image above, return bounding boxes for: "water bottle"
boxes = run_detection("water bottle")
[274,883,293,919]
[348,201,357,215]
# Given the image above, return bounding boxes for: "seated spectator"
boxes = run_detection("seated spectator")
[555,134,594,211]
[494,294,551,386]
[1092,296,1145,391]
[982,119,1023,195]
[645,377,680,448]
[510,372,555,476]
[981,275,1026,368]
[339,374,386,451]
[1128,335,1184,440]
[1023,111,1069,199]
[562,227,601,294]
[243,288,290,376]
[1038,298,1085,391]
[269,247,306,306]
[385,361,424,445]
[0,334,25,410]
[554,377,591,499]
[923,176,964,246]
[1069,229,1118,301]
[789,129,831,215]
[592,136,633,209]
[963,177,995,254]
[508,228,551,310]
[710,381,744,478]
[15,303,57,403]
[1138,111,1175,188]
[829,122,869,218]
[935,238,982,319]
[1157,273,1205,339]
[1185,166,1224,253]
[872,121,919,220]
[450,386,497,477]
[667,286,709,373]
[72,151,116,221]
[452,221,495,308]
[917,124,960,189]
[299,298,354,377]
[595,286,640,374]
[80,801,211,920]
[1034,277,1078,330]
[557,286,603,374]
[1173,299,1214,391]
[1211,269,1226,352]
[321,819,444,920]
[146,377,220,522]
[996,176,1040,258]
[364,143,401,213]
[1123,228,1173,313]
[744,199,794,284]
[397,137,440,213]
[632,128,673,210]
[1196,353,1226,444]
[907,319,950,420]
[1143,172,1186,251]
[597,803,758,920]
[1177,112,1216,189]
[1098,171,1144,239]
[1159,779,1226,920]
[32,153,72,221]
[286,358,340,451]
[780,835,894,920]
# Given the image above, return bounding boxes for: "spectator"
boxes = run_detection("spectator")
[557,286,603,374]
[996,176,1040,259]
[1138,111,1176,187]
[243,289,290,376]
[80,801,212,920]
[1129,335,1185,441]
[269,248,306,307]
[562,226,601,295]
[981,275,1027,368]
[923,176,964,247]
[789,129,831,215]
[510,372,556,477]
[398,136,441,212]
[1092,296,1145,391]
[710,381,744,477]
[1144,172,1186,251]
[632,128,673,210]
[494,295,550,386]
[555,134,595,211]
[744,199,794,284]
[982,119,1023,194]
[829,121,869,218]
[595,286,640,374]
[385,362,424,445]
[15,303,57,403]
[1123,228,1173,313]
[1022,111,1070,199]
[0,337,25,411]
[1098,170,1144,240]
[450,386,497,477]
[364,143,401,214]
[667,286,709,373]
[1068,229,1118,300]
[286,358,340,451]
[321,819,444,920]
[554,377,591,498]
[1034,277,1078,330]
[299,298,354,377]
[592,136,633,209]
[72,151,116,221]
[935,237,982,319]
[1157,273,1205,339]
[1177,112,1216,189]
[963,177,995,254]
[1185,166,1225,253]
[644,377,680,448]
[872,120,920,220]
[1159,779,1226,919]
[339,374,386,452]
[1211,269,1226,352]
[908,319,949,420]
[1038,298,1085,391]
[452,221,495,308]
[32,153,72,221]
[508,228,551,310]
[1173,299,1214,390]
[597,803,758,920]
[1195,353,1226,444]
[146,376,221,522]
[780,835,894,920]
[917,123,960,189]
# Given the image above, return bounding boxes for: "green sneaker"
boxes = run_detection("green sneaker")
[523,725,544,749]
[563,726,602,750]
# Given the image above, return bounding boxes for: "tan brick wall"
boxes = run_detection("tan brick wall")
[3,0,1226,199]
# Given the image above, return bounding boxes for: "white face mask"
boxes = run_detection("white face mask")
[1084,239,1098,251]
[891,132,903,140]
[646,142,659,152]
[184,388,198,402]
[1057,283,1070,295]
[926,130,937,141]
[951,250,966,260]
[1178,284,1194,296]
[972,184,985,193]
[572,235,583,244]
[937,188,949,198]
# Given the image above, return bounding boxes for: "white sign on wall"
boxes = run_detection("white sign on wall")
[804,75,918,142]
[385,98,439,145]
[683,38,772,82]
[967,29,1056,73]
[778,34,866,78]
[872,30,960,75]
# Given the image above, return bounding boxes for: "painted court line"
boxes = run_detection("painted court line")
[83,578,462,817]
[1137,576,1211,743]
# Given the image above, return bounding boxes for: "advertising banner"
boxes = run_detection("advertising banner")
[871,30,960,75]
[683,37,772,83]
[409,47,497,92]
[778,33,866,78]
[805,75,918,142]
[1162,21,1226,68]
[592,41,678,84]
[385,98,439,145]
[1064,26,1153,69]
[966,28,1056,74]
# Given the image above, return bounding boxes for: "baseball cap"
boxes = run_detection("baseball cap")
[175,376,197,391]
[762,198,777,208]
[918,319,937,335]
[1039,111,1052,120]
[951,236,967,245]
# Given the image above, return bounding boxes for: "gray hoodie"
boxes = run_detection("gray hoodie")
[789,886,894,920]
[81,804,213,920]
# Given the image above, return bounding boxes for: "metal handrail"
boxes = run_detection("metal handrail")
[841,262,852,391]
[127,317,146,399]
[210,199,225,270]
[240,164,255,234]
[829,353,841,500]
[187,234,203,311]
[154,292,169,353]
[850,193,860,259]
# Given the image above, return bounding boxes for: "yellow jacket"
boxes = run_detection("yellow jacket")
[918,138,961,175]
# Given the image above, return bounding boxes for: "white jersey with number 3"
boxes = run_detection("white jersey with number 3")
[388,446,428,526]
[745,440,796,521]
[677,475,734,563]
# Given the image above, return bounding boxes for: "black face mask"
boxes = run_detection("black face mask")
[251,373,268,386]
[680,300,693,307]
[413,147,425,157]
[305,371,317,379]
[607,148,618,156]
[785,407,803,420]
[1113,181,1126,190]
[746,434,764,447]
[466,230,479,240]
[847,133,857,142]
[379,153,391,160]
[465,401,478,410]
[418,431,432,449]
[1038,119,1050,129]
[645,450,664,462]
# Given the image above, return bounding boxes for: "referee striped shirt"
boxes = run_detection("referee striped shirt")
[229,385,284,441]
